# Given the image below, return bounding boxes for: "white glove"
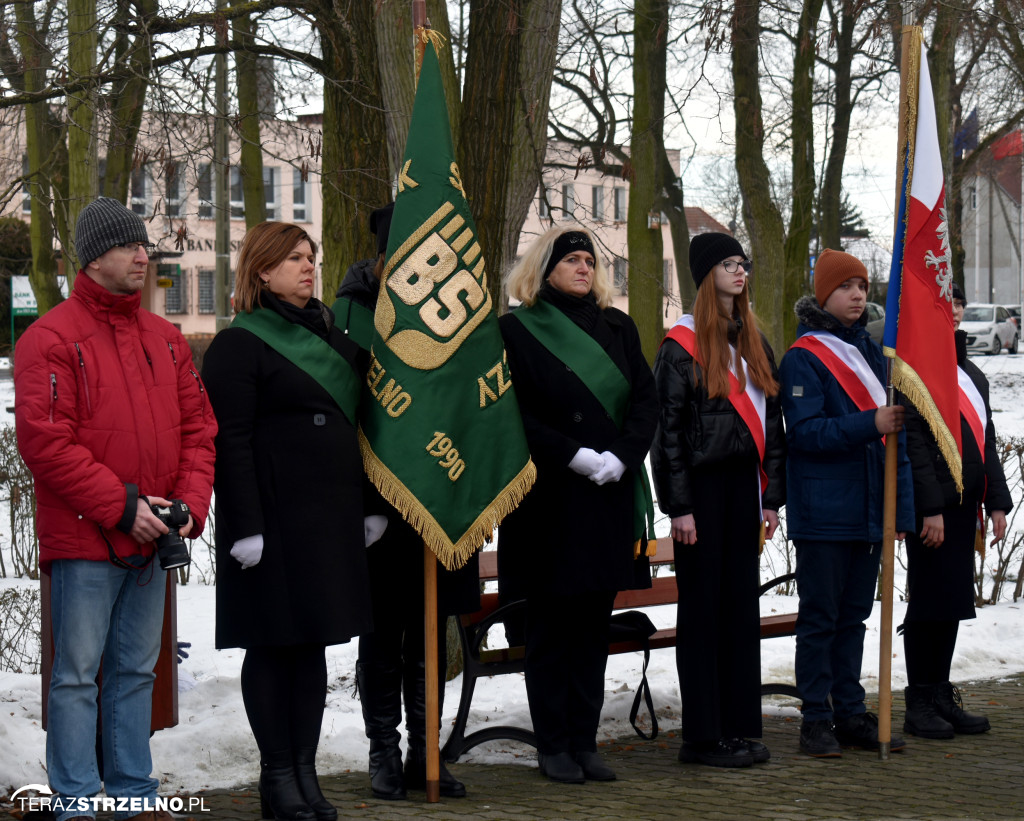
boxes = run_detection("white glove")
[588,451,626,485]
[569,447,605,476]
[364,515,388,547]
[230,534,264,569]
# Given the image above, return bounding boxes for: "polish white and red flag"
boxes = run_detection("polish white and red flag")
[883,29,962,490]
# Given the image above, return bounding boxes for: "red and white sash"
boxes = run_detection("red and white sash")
[957,367,987,542]
[957,367,985,464]
[664,315,768,495]
[789,331,886,413]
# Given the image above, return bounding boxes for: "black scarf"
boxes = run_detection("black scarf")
[538,282,600,334]
[262,291,334,339]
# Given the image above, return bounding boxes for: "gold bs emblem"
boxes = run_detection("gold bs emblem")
[375,200,492,371]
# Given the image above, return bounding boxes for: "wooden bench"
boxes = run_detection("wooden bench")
[442,537,799,762]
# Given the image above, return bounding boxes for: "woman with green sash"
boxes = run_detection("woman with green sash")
[650,232,785,768]
[498,224,658,785]
[203,222,373,821]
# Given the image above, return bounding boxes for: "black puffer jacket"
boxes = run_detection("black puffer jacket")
[651,319,785,518]
[904,330,1013,517]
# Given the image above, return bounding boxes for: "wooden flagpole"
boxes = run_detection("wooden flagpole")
[879,4,919,761]
[411,0,442,801]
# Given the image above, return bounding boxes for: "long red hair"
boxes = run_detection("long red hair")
[691,275,779,399]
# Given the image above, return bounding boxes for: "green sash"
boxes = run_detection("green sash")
[232,307,361,426]
[332,296,375,352]
[512,298,657,555]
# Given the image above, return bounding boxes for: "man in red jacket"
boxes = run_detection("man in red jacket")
[14,197,217,821]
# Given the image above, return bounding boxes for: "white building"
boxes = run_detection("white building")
[961,131,1023,307]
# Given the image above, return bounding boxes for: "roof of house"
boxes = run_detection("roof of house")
[685,207,731,235]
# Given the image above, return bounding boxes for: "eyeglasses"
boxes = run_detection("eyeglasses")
[114,241,155,254]
[721,259,752,274]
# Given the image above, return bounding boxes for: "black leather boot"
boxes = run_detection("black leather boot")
[259,752,316,821]
[293,747,337,821]
[356,661,406,800]
[903,684,955,739]
[933,682,991,734]
[403,658,467,798]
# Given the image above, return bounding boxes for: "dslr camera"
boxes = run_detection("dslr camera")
[151,499,192,570]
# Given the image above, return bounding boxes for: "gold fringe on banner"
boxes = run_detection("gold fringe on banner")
[890,356,963,493]
[358,429,537,572]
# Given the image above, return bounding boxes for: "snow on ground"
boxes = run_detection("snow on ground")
[1,352,1024,794]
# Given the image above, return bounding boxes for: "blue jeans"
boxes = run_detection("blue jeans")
[794,540,881,723]
[47,557,166,821]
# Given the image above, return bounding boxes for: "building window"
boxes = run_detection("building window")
[561,184,576,219]
[663,258,674,292]
[198,164,213,219]
[613,187,626,222]
[613,257,628,295]
[229,166,245,218]
[198,268,216,314]
[592,186,604,221]
[293,168,311,222]
[970,186,977,210]
[161,265,187,314]
[264,166,277,220]
[165,162,181,217]
[538,188,550,219]
[131,167,147,216]
[21,154,30,213]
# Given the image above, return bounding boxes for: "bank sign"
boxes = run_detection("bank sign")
[12,275,68,316]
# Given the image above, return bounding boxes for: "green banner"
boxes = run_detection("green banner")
[359,35,535,571]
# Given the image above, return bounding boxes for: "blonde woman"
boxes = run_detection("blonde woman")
[498,224,658,784]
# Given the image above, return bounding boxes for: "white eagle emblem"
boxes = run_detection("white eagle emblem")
[924,206,953,302]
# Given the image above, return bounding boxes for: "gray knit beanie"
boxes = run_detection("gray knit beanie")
[75,197,149,268]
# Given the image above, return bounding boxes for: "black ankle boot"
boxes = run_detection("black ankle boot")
[403,659,466,798]
[356,661,407,800]
[259,753,316,821]
[293,747,337,821]
[933,682,991,734]
[903,684,954,739]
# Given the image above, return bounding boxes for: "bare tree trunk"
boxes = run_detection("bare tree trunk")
[316,1,391,300]
[783,0,824,345]
[14,3,66,310]
[67,0,98,265]
[375,0,461,181]
[233,5,266,228]
[627,0,667,362]
[459,0,523,309]
[819,0,855,251]
[732,0,785,351]
[498,0,561,315]
[103,0,156,207]
[659,150,692,313]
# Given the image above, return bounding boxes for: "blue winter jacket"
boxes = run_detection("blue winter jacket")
[779,296,915,542]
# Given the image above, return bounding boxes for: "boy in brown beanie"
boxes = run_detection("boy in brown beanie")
[778,249,915,757]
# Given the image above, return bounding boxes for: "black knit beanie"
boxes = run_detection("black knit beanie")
[689,232,746,289]
[369,202,395,257]
[75,197,149,269]
[544,231,596,278]
[951,281,966,305]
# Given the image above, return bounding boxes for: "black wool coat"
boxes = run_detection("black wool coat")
[497,299,658,597]
[903,330,1013,622]
[203,306,372,649]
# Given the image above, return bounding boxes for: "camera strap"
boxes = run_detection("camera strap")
[98,525,155,572]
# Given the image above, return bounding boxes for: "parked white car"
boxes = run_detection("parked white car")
[962,303,1018,355]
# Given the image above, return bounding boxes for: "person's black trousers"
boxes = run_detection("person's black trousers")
[523,589,617,755]
[676,460,763,743]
